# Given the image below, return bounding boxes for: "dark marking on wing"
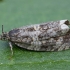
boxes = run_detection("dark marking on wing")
[9,29,19,37]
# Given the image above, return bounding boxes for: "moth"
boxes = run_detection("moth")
[0,20,70,55]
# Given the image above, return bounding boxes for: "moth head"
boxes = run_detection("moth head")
[0,25,9,41]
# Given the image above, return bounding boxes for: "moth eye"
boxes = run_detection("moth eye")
[3,38,5,40]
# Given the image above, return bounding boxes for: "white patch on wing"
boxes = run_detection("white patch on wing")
[60,20,69,34]
[60,20,67,25]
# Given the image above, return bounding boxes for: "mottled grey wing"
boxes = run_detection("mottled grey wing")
[9,20,70,41]
[8,20,70,51]
[14,31,70,51]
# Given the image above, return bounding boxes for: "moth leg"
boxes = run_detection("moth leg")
[9,42,13,56]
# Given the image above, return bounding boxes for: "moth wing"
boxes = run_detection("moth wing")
[9,20,70,41]
[8,20,70,51]
[38,20,70,40]
[15,43,30,49]
[14,29,70,52]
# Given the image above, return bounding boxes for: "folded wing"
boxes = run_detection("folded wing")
[9,20,70,51]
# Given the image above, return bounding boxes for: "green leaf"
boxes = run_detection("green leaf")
[0,0,70,70]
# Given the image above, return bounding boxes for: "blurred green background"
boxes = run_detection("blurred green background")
[0,0,70,70]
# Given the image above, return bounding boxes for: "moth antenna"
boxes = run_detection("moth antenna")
[2,25,4,34]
